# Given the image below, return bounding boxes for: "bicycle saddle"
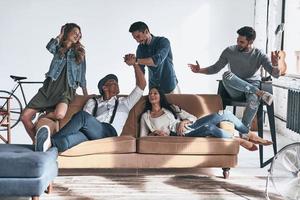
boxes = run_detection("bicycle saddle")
[10,75,27,81]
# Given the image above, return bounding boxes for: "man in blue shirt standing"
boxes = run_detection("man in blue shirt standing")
[125,21,180,94]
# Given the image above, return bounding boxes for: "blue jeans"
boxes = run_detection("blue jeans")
[222,71,260,128]
[51,111,117,152]
[185,110,249,138]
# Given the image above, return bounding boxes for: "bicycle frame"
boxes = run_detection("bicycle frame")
[1,80,43,110]
[17,81,43,106]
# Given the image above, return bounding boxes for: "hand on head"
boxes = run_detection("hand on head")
[58,25,66,40]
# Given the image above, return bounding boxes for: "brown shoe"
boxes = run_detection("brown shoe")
[248,131,273,146]
[236,137,258,151]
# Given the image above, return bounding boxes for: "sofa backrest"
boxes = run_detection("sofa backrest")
[60,94,223,138]
[122,94,223,138]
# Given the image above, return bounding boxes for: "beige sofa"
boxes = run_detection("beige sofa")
[36,94,240,178]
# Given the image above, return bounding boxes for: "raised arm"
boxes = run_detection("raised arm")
[46,25,65,54]
[124,54,146,90]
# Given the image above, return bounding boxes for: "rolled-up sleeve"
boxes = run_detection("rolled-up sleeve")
[46,38,60,54]
[151,38,170,66]
[83,98,96,115]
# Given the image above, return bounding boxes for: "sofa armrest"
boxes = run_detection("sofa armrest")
[35,117,58,136]
[219,121,235,135]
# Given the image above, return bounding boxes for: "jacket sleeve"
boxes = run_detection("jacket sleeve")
[79,57,87,88]
[46,38,60,54]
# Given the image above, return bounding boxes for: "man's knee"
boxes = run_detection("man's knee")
[72,110,93,121]
[246,94,260,109]
[51,138,68,152]
[20,110,32,123]
[54,112,66,120]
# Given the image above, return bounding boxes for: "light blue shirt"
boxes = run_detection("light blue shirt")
[45,38,87,89]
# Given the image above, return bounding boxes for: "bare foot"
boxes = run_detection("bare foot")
[248,131,273,146]
[235,137,258,151]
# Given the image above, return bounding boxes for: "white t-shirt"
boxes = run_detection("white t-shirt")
[83,86,144,135]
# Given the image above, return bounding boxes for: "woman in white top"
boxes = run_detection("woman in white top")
[140,87,272,151]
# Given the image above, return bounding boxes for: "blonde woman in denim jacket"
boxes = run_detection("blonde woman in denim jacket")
[21,23,88,142]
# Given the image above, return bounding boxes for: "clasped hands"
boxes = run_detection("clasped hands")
[123,53,136,66]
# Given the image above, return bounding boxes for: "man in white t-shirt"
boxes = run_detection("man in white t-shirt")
[35,56,146,152]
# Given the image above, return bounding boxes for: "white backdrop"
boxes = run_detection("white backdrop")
[0,0,255,143]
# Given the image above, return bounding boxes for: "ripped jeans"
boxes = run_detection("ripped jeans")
[222,71,260,128]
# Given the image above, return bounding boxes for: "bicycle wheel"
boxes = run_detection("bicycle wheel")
[0,90,23,131]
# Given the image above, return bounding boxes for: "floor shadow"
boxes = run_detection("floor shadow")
[165,175,283,200]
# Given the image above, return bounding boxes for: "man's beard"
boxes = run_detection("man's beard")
[238,46,248,52]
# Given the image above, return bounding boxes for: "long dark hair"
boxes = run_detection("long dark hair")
[142,86,178,119]
[58,23,85,64]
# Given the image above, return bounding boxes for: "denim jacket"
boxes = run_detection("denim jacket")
[45,38,87,89]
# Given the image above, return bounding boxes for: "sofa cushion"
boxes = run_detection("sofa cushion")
[0,144,58,178]
[137,136,239,155]
[60,136,136,156]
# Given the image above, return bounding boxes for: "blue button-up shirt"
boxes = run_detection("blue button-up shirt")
[45,38,87,89]
[136,35,178,93]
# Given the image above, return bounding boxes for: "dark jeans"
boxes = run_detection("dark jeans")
[185,110,249,138]
[51,111,117,152]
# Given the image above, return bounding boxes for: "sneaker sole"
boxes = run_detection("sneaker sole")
[35,127,50,152]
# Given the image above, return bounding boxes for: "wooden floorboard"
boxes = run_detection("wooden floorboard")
[36,173,283,200]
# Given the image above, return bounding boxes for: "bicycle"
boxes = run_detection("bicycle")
[0,75,43,131]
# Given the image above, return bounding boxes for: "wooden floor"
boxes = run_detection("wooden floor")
[39,171,283,200]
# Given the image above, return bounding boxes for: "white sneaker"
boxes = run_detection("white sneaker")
[35,125,51,152]
[261,91,273,105]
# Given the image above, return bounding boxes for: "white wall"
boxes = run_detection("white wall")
[0,0,255,144]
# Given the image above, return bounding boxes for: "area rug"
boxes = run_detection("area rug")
[1,174,282,200]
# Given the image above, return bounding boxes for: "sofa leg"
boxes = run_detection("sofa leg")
[222,168,230,179]
[45,182,53,194]
[32,196,39,200]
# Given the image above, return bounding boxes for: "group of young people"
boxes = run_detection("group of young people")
[20,21,287,152]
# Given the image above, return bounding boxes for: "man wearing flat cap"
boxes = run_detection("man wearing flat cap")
[35,59,146,152]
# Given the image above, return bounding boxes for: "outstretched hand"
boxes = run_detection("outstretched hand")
[188,61,201,73]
